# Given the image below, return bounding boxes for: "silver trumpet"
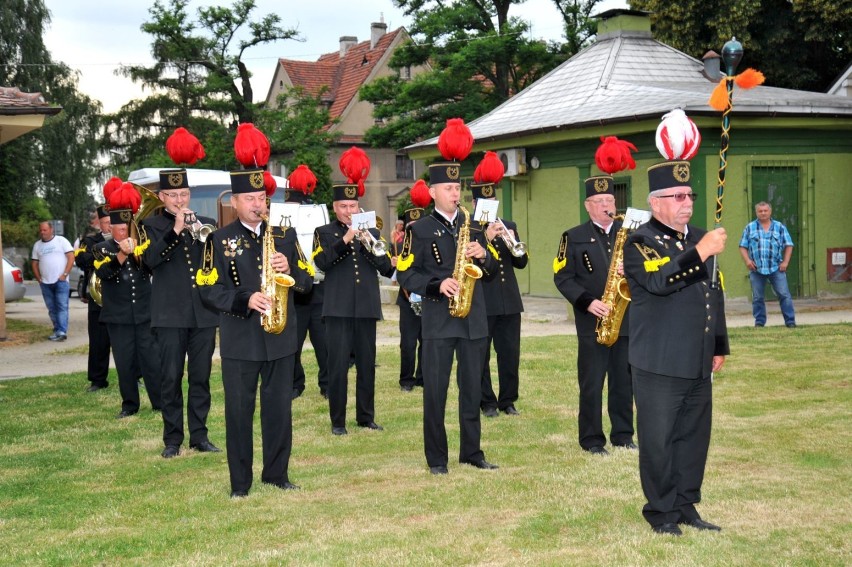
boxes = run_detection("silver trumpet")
[184,211,215,243]
[494,218,527,257]
[357,223,387,256]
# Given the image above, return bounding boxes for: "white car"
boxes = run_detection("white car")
[3,257,26,302]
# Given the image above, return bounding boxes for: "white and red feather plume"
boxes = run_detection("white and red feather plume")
[655,109,701,160]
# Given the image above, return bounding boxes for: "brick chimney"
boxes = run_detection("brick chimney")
[371,19,387,49]
[339,36,357,58]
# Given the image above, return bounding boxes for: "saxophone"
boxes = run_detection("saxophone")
[260,215,295,334]
[595,214,631,346]
[449,205,483,318]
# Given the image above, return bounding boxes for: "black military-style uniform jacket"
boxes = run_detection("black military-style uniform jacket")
[199,220,312,362]
[396,210,498,341]
[554,219,629,337]
[312,221,394,319]
[75,232,107,306]
[141,210,219,328]
[92,240,153,325]
[478,219,527,316]
[623,217,729,379]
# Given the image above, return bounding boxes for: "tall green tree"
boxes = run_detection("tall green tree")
[0,0,100,243]
[106,0,301,173]
[255,86,341,205]
[629,0,851,92]
[360,0,565,150]
[551,0,605,56]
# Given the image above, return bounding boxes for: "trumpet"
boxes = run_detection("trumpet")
[356,223,387,256]
[184,211,215,243]
[493,218,527,257]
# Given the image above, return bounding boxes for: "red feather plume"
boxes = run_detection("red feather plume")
[102,176,122,202]
[410,179,431,208]
[437,118,473,162]
[233,123,271,168]
[166,127,205,165]
[473,151,505,184]
[288,165,317,195]
[594,136,638,175]
[339,147,371,197]
[263,171,277,197]
[108,182,142,215]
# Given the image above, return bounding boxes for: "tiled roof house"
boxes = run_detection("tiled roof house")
[0,86,61,144]
[406,9,852,300]
[265,21,430,226]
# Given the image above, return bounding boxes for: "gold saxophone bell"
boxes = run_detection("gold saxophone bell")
[449,205,482,318]
[87,272,103,306]
[260,214,294,334]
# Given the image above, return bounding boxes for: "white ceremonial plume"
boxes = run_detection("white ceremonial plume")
[655,109,701,160]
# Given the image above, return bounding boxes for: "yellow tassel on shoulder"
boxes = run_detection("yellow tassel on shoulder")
[298,259,315,277]
[74,245,86,257]
[133,239,150,256]
[644,257,670,272]
[552,257,566,274]
[311,245,323,260]
[397,253,415,272]
[93,257,111,269]
[195,267,218,286]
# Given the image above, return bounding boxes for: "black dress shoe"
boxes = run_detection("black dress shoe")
[161,445,180,458]
[264,480,301,491]
[680,518,722,531]
[400,384,414,392]
[501,405,520,416]
[332,426,348,436]
[585,446,609,455]
[230,490,248,499]
[430,465,448,475]
[190,440,221,453]
[357,421,384,431]
[652,523,683,536]
[116,409,137,419]
[482,407,499,418]
[86,383,108,392]
[460,458,499,470]
[320,389,328,399]
[614,442,638,450]
[291,388,303,400]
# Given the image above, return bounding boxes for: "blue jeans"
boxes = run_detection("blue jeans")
[749,270,796,326]
[40,280,70,335]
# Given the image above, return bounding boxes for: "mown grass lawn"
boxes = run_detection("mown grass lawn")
[0,324,849,566]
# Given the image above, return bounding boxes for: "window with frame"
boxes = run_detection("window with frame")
[396,154,413,180]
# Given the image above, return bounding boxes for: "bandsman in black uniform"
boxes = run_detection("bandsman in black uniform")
[313,147,394,435]
[395,206,425,392]
[74,199,113,392]
[470,151,528,417]
[285,165,329,400]
[396,118,500,475]
[623,152,728,536]
[554,173,635,455]
[198,166,312,498]
[93,182,162,418]
[142,159,221,459]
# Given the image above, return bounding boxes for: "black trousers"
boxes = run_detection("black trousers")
[153,326,216,447]
[422,336,488,467]
[633,367,712,527]
[480,313,521,410]
[398,303,423,388]
[106,322,161,413]
[87,304,111,386]
[324,317,377,428]
[576,334,634,449]
[221,356,294,493]
[294,301,328,394]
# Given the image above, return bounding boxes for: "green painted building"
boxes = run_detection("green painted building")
[407,10,852,300]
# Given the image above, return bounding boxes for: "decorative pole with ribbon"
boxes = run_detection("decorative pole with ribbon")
[707,37,765,288]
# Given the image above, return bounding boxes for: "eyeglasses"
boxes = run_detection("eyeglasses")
[654,193,698,202]
[161,191,190,199]
[586,198,616,205]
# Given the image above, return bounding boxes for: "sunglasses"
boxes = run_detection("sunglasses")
[655,192,698,202]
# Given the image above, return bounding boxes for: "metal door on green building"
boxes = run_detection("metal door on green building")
[750,166,801,297]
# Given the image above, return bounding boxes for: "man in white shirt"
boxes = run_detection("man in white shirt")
[31,221,75,341]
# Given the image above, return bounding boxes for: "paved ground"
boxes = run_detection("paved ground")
[2,280,850,381]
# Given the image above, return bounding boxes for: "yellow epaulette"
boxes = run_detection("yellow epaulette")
[311,245,323,260]
[298,259,315,277]
[195,267,218,286]
[74,245,86,257]
[644,257,670,272]
[93,257,110,269]
[397,253,414,272]
[133,239,151,256]
[552,257,566,274]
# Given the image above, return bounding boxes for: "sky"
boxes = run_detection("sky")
[42,0,628,114]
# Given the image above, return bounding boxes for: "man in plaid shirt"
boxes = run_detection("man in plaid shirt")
[738,202,796,327]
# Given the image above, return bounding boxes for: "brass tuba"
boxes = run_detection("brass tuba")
[449,205,483,318]
[595,213,631,346]
[260,215,295,334]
